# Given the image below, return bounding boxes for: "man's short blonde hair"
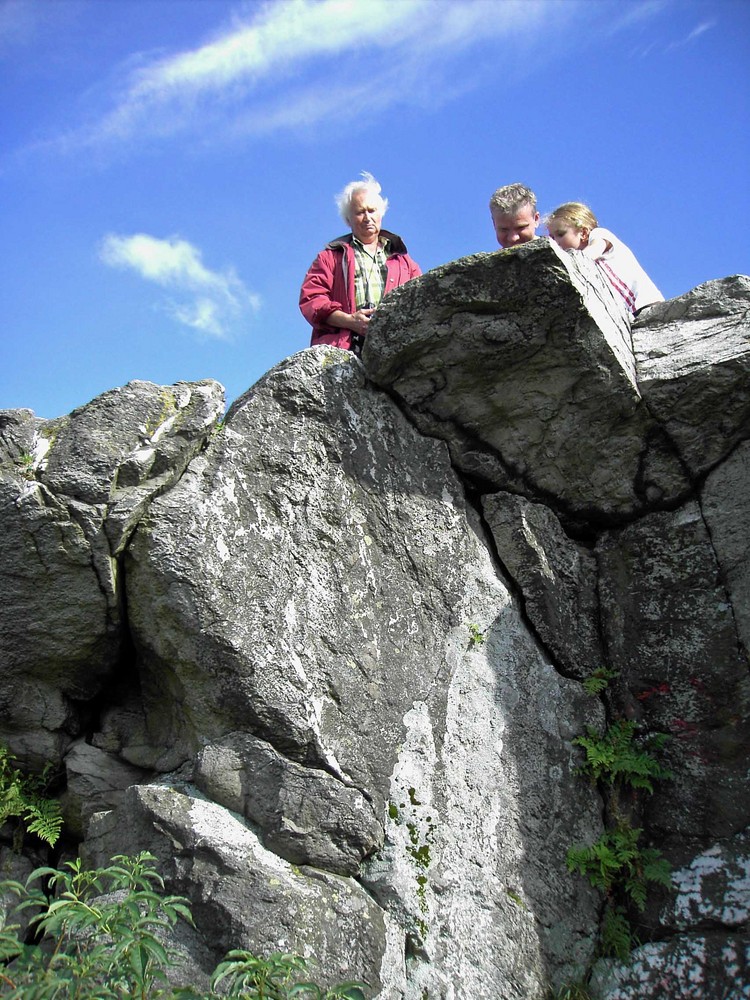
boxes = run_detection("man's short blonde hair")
[489,183,537,216]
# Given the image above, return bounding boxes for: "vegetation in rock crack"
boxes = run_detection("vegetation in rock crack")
[549,984,592,1000]
[143,389,179,438]
[573,720,672,794]
[600,904,636,962]
[15,453,35,479]
[581,666,619,696]
[566,714,673,961]
[566,822,672,911]
[466,622,485,646]
[0,744,62,849]
[0,853,368,999]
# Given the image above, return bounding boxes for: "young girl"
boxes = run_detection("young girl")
[546,202,664,315]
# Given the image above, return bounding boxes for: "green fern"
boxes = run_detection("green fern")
[573,721,672,793]
[0,745,63,847]
[567,710,673,965]
[600,905,633,960]
[566,824,671,910]
[582,667,619,696]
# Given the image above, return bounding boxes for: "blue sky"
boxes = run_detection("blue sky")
[2,0,748,419]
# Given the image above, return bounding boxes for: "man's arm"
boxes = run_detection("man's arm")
[299,250,344,326]
[325,307,374,336]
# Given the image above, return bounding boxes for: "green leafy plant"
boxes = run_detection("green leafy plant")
[582,666,619,696]
[573,720,672,794]
[566,823,672,910]
[549,984,593,1000]
[600,905,635,961]
[0,852,194,998]
[467,623,485,647]
[0,853,369,999]
[566,715,673,962]
[212,950,366,999]
[0,744,63,848]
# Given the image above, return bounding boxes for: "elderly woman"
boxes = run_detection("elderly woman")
[299,172,421,353]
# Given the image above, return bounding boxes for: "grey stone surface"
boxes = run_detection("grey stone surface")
[120,347,601,996]
[633,275,750,479]
[83,783,390,994]
[361,623,604,998]
[39,380,222,505]
[193,732,383,876]
[659,834,750,932]
[590,935,750,1000]
[597,502,747,730]
[597,502,750,841]
[62,741,149,839]
[0,408,54,473]
[482,490,604,678]
[0,380,223,769]
[124,349,484,786]
[363,239,689,518]
[0,473,114,766]
[1,256,749,999]
[701,439,750,654]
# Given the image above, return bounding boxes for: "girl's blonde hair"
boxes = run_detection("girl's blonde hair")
[545,201,598,232]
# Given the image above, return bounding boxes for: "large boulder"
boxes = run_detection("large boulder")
[1,250,749,999]
[83,783,390,994]
[0,380,223,768]
[363,239,691,519]
[633,275,750,479]
[117,347,603,996]
[193,732,383,876]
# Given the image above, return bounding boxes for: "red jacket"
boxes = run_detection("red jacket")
[299,231,421,349]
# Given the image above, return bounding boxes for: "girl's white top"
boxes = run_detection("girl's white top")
[586,227,664,314]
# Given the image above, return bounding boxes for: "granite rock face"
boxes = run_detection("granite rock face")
[0,382,223,768]
[1,246,748,999]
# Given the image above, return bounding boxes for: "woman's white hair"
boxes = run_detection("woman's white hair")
[335,171,389,225]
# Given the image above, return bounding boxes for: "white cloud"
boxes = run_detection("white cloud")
[68,0,577,149]
[99,232,259,339]
[171,297,226,338]
[664,19,716,52]
[630,10,716,58]
[27,0,668,154]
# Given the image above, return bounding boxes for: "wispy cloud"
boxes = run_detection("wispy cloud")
[99,233,259,339]
[664,19,716,52]
[631,12,716,58]
[56,0,576,151]
[24,0,670,156]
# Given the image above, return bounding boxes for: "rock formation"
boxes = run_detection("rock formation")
[1,239,748,998]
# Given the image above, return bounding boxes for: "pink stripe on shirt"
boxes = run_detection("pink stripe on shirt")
[598,260,637,315]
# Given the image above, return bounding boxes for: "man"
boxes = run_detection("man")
[300,172,421,353]
[489,182,541,248]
